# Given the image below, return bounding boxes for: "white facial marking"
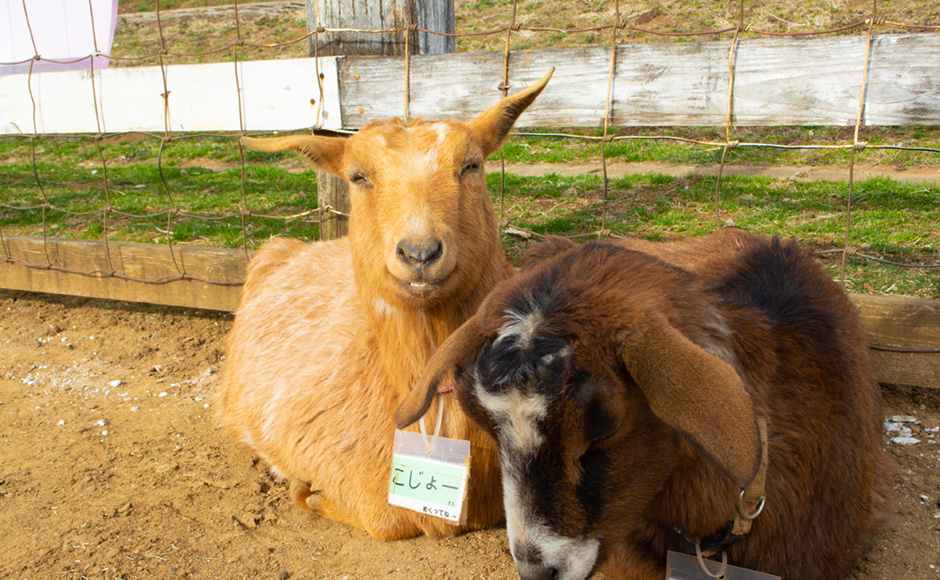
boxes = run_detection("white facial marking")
[475,307,601,580]
[432,122,449,145]
[495,308,545,349]
[503,463,601,580]
[477,385,548,455]
[406,212,429,237]
[540,345,571,366]
[407,123,448,175]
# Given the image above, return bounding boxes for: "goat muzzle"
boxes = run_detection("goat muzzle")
[395,238,444,269]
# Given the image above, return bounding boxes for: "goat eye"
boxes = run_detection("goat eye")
[459,160,481,178]
[349,172,372,188]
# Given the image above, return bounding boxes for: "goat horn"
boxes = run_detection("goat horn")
[395,310,486,429]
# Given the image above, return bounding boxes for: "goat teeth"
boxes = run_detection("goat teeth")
[409,282,428,288]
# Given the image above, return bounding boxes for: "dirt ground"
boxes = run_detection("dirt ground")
[0,290,938,580]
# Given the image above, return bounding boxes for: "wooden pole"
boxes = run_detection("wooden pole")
[304,0,456,239]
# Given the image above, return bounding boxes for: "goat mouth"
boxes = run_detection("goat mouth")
[401,279,437,297]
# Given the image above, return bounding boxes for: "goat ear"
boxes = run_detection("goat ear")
[396,310,486,429]
[241,135,347,178]
[618,313,761,488]
[470,68,554,157]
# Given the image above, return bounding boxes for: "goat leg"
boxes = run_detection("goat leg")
[289,479,323,514]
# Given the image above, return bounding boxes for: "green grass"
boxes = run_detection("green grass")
[488,170,940,298]
[0,145,320,247]
[500,126,940,169]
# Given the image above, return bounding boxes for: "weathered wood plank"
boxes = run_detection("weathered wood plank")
[851,293,940,350]
[0,57,343,135]
[306,0,454,56]
[867,350,940,391]
[339,33,940,128]
[0,236,247,311]
[850,293,940,389]
[3,34,938,135]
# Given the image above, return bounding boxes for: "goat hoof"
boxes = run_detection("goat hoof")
[289,479,323,514]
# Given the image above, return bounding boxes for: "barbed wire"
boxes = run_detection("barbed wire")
[1,0,938,300]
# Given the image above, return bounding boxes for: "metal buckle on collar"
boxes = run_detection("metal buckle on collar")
[737,489,766,521]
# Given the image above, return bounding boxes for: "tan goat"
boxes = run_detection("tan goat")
[217,70,553,540]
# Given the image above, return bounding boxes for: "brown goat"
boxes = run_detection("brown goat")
[217,70,553,540]
[398,230,894,579]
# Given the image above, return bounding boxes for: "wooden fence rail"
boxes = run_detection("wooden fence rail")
[1,236,938,389]
[3,34,940,135]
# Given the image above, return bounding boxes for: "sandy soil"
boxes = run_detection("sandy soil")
[0,290,938,580]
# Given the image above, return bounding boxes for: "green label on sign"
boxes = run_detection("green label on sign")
[387,430,471,524]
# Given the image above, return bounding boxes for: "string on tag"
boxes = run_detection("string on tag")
[694,542,728,580]
[418,395,445,454]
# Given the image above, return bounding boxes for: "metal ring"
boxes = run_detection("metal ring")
[737,489,766,520]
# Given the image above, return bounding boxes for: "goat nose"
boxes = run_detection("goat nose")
[514,544,559,580]
[515,561,558,580]
[396,239,443,268]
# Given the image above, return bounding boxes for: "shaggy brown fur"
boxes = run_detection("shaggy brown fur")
[400,230,894,578]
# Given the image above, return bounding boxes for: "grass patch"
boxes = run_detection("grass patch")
[498,126,940,169]
[492,171,940,298]
[0,158,320,248]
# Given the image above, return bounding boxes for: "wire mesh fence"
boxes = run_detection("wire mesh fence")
[1,0,938,297]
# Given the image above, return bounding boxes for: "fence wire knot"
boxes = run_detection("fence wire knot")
[602,134,616,143]
[315,26,326,34]
[510,23,523,32]
[854,141,869,151]
[616,16,630,30]
[867,15,888,26]
[726,140,741,150]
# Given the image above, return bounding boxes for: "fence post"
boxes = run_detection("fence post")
[306,0,456,239]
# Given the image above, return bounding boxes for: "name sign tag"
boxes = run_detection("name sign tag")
[667,551,781,580]
[388,429,471,524]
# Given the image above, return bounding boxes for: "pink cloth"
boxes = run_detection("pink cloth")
[1,0,118,74]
